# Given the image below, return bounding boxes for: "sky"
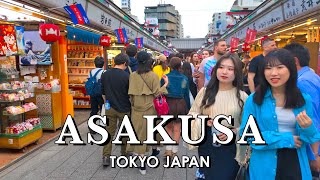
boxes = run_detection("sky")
[114,0,235,38]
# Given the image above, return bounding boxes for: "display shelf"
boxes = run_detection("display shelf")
[69,84,85,87]
[2,108,37,116]
[73,96,90,99]
[0,125,42,149]
[74,105,90,108]
[0,97,34,104]
[68,66,95,69]
[0,124,41,138]
[0,88,26,93]
[68,74,88,76]
[67,58,95,60]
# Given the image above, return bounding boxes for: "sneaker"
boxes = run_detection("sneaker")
[151,148,160,156]
[139,166,146,175]
[102,156,110,166]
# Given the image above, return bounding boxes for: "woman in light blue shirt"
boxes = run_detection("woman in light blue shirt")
[240,49,320,180]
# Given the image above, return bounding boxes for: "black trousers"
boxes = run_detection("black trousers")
[275,148,302,180]
[90,95,104,117]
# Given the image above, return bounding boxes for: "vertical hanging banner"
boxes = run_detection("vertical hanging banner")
[245,28,257,44]
[64,4,90,25]
[230,37,240,49]
[114,28,128,44]
[134,38,144,48]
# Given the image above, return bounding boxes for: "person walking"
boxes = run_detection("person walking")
[284,43,320,177]
[240,49,320,179]
[153,54,170,80]
[126,51,168,175]
[124,45,138,73]
[161,57,191,158]
[247,38,277,93]
[100,53,131,166]
[189,53,248,180]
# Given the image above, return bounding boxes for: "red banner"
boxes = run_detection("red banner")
[230,37,240,49]
[245,28,257,44]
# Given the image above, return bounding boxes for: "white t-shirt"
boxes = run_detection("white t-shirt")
[89,68,104,82]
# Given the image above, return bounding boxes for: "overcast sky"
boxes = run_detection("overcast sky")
[114,0,235,38]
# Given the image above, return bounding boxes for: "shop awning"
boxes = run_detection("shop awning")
[66,26,100,45]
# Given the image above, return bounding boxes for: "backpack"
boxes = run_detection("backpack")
[85,69,103,96]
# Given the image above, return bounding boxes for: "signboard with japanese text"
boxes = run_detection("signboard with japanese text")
[86,3,120,31]
[64,4,90,25]
[245,29,257,44]
[283,0,320,21]
[230,37,240,48]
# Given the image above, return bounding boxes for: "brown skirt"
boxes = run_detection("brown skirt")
[167,97,188,120]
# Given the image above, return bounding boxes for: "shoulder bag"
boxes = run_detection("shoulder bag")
[139,74,169,116]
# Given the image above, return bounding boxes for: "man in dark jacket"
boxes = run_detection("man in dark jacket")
[124,45,138,73]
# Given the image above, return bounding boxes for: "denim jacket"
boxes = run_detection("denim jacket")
[240,89,320,180]
[161,70,191,109]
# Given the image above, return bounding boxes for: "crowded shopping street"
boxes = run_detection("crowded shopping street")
[0,0,320,180]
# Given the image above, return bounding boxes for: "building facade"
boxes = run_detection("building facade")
[144,4,183,40]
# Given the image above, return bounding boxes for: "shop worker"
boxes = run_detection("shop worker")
[125,45,138,73]
[198,39,227,90]
[284,43,320,176]
[100,53,131,166]
[248,38,277,93]
[88,56,105,134]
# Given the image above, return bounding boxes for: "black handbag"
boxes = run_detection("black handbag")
[235,146,251,180]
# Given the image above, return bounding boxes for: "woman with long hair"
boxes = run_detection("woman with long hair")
[189,53,248,179]
[240,49,320,179]
[153,54,170,80]
[127,51,168,175]
[162,57,191,158]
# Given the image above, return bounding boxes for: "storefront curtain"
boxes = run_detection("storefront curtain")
[66,26,100,45]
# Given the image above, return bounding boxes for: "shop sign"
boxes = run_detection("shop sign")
[230,37,240,48]
[245,29,257,44]
[283,0,320,21]
[86,3,120,31]
[247,6,283,33]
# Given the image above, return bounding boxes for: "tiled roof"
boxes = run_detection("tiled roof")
[171,38,206,50]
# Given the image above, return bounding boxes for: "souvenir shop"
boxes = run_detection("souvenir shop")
[221,0,320,75]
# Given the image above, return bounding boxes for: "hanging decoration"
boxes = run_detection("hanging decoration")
[99,35,111,47]
[134,37,144,48]
[39,24,60,43]
[230,37,240,49]
[114,28,128,44]
[230,47,237,53]
[242,42,250,52]
[64,4,90,25]
[260,35,269,45]
[245,28,257,44]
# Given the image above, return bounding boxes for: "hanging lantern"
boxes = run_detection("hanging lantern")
[242,43,250,52]
[39,24,60,43]
[99,35,111,47]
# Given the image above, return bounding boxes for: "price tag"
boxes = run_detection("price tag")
[8,139,13,144]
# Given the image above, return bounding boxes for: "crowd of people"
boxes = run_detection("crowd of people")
[87,39,320,179]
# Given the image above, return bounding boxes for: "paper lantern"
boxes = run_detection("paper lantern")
[242,43,250,52]
[99,35,111,47]
[39,24,60,43]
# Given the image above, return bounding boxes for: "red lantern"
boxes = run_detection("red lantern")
[39,24,60,43]
[242,43,250,52]
[99,35,111,47]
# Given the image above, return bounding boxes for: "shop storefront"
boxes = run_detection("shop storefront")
[0,0,171,150]
[220,0,320,75]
